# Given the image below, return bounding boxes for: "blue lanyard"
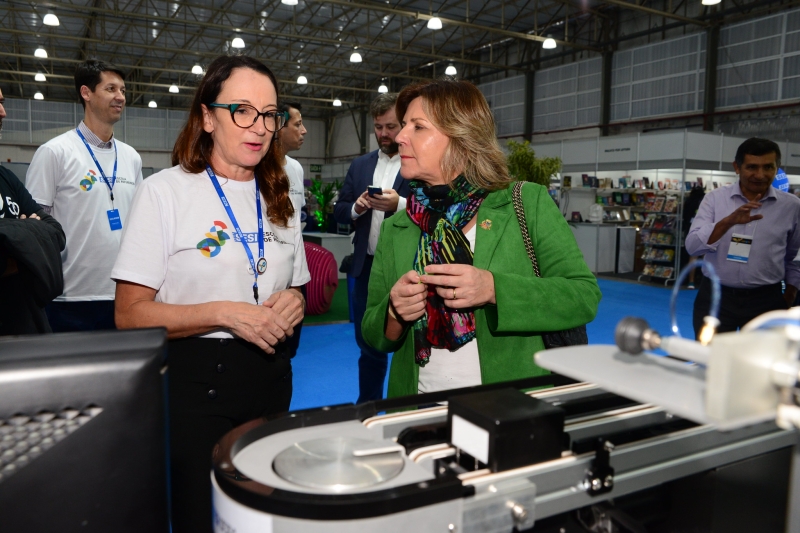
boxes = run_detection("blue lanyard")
[205,166,265,304]
[75,128,117,205]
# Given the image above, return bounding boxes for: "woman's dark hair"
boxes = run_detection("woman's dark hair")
[172,55,293,226]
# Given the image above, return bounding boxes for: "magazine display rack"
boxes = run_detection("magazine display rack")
[638,192,682,284]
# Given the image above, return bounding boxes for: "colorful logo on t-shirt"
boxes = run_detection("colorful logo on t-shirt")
[197,221,230,257]
[80,170,98,191]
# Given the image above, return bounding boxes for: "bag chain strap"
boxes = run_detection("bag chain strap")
[511,181,542,278]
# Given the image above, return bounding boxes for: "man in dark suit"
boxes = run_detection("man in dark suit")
[334,93,411,402]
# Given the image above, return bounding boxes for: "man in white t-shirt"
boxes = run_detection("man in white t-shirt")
[333,93,411,402]
[279,101,307,213]
[279,101,308,357]
[26,59,143,332]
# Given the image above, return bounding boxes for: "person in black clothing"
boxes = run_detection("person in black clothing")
[0,88,66,335]
[682,185,705,289]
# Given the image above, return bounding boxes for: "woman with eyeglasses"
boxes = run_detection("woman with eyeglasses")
[111,55,309,533]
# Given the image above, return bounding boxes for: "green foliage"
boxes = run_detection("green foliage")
[506,140,562,187]
[308,178,341,227]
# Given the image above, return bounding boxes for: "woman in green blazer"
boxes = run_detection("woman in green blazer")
[362,79,601,399]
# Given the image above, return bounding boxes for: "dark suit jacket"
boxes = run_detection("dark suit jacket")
[333,150,410,278]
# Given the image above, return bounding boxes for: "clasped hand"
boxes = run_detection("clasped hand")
[389,264,496,323]
[227,289,304,354]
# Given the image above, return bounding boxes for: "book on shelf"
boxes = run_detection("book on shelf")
[652,197,665,212]
[663,249,675,262]
[643,177,651,189]
[618,177,627,189]
[622,193,631,206]
[663,197,678,213]
[613,192,623,204]
[653,218,666,229]
[643,264,656,276]
[563,176,572,188]
[660,266,674,278]
[644,197,656,211]
[657,181,665,190]
[582,174,592,187]
[643,215,655,228]
[670,179,679,190]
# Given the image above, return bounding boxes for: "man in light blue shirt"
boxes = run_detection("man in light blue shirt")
[686,137,800,338]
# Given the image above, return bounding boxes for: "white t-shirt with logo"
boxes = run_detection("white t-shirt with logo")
[111,165,311,339]
[26,130,142,301]
[284,155,305,211]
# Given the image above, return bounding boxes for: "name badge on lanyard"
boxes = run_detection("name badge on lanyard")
[76,129,121,231]
[206,166,266,304]
[727,233,753,263]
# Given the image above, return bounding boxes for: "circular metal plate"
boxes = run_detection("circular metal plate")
[273,437,404,492]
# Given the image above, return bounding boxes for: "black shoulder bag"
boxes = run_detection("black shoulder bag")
[511,181,589,348]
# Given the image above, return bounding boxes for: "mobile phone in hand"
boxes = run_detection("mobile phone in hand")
[368,186,383,197]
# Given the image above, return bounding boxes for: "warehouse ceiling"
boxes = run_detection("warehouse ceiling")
[0,0,793,118]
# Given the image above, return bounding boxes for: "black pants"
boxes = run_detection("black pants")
[167,338,292,533]
[354,255,389,403]
[693,278,787,339]
[45,300,116,332]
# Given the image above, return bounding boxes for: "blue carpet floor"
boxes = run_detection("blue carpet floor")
[289,278,697,411]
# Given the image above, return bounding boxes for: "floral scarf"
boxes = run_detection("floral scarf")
[406,176,489,366]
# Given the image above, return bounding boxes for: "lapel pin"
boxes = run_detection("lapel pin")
[480,219,492,230]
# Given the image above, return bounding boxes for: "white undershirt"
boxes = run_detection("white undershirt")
[418,224,480,394]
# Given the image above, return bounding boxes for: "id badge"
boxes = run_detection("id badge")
[107,209,122,231]
[727,232,752,263]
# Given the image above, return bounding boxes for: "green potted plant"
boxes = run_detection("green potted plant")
[308,178,341,232]
[506,140,562,187]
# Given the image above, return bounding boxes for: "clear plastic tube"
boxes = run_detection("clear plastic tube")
[670,259,720,338]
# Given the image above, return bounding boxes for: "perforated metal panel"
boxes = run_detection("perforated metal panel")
[29,100,78,145]
[533,58,601,132]
[611,33,705,122]
[717,8,800,108]
[479,75,526,137]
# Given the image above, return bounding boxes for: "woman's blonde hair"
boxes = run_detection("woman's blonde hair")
[396,79,511,191]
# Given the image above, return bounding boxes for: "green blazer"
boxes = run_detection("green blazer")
[362,182,602,398]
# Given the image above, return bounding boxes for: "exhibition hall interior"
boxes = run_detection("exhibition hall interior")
[2,0,800,531]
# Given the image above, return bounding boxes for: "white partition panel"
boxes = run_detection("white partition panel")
[533,58,601,132]
[611,33,705,122]
[478,75,526,137]
[718,8,800,107]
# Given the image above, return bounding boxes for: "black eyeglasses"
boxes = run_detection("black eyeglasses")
[209,103,288,132]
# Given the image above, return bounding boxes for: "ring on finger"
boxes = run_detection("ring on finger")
[452,288,457,300]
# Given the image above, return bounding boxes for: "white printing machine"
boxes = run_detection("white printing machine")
[212,311,800,533]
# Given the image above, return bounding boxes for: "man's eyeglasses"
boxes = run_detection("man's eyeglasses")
[209,103,287,132]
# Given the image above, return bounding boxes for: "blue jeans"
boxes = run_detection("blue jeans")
[354,255,388,403]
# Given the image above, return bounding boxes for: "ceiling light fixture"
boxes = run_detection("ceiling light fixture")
[333,98,342,107]
[281,0,299,5]
[231,37,245,49]
[148,100,158,108]
[378,83,388,93]
[34,47,48,58]
[43,13,60,26]
[701,0,721,5]
[445,64,457,76]
[427,16,442,30]
[35,72,47,82]
[34,92,44,100]
[191,64,204,75]
[297,75,308,84]
[169,84,179,93]
[350,51,362,63]
[542,37,557,49]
